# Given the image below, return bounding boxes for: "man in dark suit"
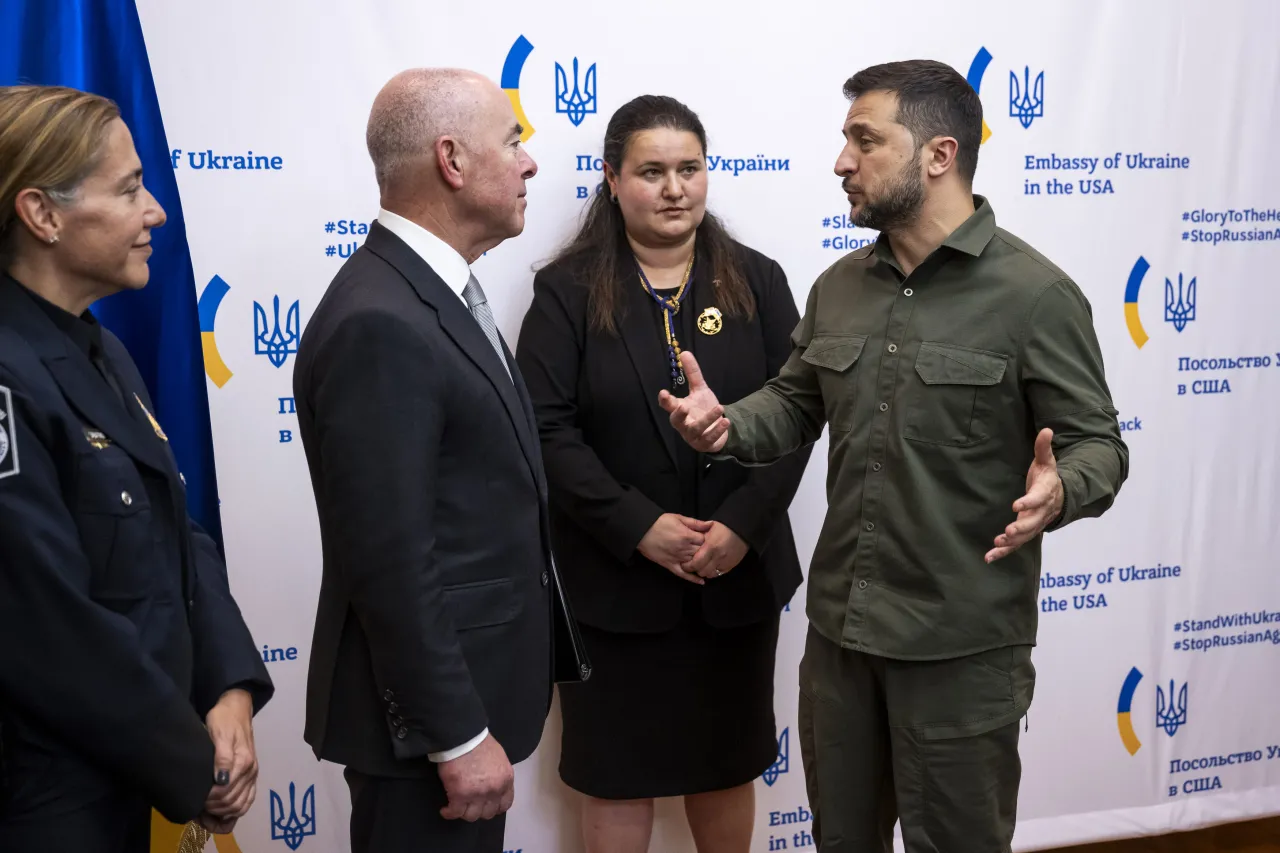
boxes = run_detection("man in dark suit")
[293,67,571,853]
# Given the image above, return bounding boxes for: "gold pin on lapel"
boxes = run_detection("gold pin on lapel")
[134,394,168,441]
[697,306,723,335]
[83,428,112,450]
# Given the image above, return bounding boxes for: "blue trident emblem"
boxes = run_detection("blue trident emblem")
[254,296,301,367]
[1156,679,1188,737]
[1009,66,1044,128]
[554,57,597,126]
[1164,273,1196,332]
[270,781,317,850]
[762,727,790,786]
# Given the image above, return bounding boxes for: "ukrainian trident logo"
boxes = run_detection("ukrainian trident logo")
[253,295,301,368]
[554,57,597,126]
[269,781,317,849]
[762,727,790,786]
[1008,66,1044,128]
[1164,273,1196,332]
[1156,679,1189,737]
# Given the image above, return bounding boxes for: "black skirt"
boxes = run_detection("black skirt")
[557,586,782,799]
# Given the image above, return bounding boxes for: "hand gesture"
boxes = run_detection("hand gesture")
[638,513,713,585]
[986,428,1064,563]
[658,353,730,453]
[682,521,749,580]
[437,734,515,822]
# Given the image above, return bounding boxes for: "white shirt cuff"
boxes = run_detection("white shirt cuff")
[428,728,489,763]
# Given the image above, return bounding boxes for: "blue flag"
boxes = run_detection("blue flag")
[0,0,224,545]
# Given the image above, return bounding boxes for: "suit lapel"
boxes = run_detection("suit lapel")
[364,222,542,485]
[44,354,173,476]
[617,263,681,469]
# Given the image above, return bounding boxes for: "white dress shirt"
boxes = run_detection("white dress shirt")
[375,207,488,764]
[376,207,471,306]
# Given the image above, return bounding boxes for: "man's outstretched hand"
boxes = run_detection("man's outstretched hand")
[658,352,730,453]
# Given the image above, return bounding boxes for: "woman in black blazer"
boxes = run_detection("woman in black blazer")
[515,94,811,853]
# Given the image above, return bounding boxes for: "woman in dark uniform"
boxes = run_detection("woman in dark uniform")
[0,84,272,853]
[515,95,810,853]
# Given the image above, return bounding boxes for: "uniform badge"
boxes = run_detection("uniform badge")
[0,385,19,479]
[135,393,168,441]
[83,428,113,450]
[697,306,723,335]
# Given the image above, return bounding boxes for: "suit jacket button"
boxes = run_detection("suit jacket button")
[120,491,132,506]
[541,571,549,587]
[396,726,408,739]
[384,689,395,702]
[388,702,398,713]
[391,717,403,727]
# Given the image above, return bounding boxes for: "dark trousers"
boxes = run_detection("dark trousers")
[797,625,1035,852]
[0,790,151,853]
[345,767,507,853]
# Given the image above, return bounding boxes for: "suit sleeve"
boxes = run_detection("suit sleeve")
[187,522,274,718]
[710,260,813,552]
[515,271,664,564]
[304,310,488,758]
[1020,279,1130,531]
[0,366,214,823]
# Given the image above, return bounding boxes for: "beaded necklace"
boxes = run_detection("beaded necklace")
[635,250,696,388]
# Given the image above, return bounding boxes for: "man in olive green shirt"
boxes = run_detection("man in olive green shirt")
[661,60,1128,851]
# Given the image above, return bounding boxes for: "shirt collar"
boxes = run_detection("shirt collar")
[376,208,471,302]
[871,194,997,268]
[9,274,104,360]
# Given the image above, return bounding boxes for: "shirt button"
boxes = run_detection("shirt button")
[858,580,869,590]
[903,288,914,296]
[879,402,889,412]
[887,343,898,353]
[865,522,875,531]
[120,491,132,506]
[872,462,882,472]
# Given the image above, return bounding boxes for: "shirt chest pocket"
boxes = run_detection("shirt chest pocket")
[903,342,1009,447]
[800,334,868,432]
[74,448,158,602]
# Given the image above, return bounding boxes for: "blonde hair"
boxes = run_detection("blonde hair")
[0,85,121,262]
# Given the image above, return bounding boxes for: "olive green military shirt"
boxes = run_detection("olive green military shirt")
[721,196,1128,660]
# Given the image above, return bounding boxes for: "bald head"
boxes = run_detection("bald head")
[366,68,505,195]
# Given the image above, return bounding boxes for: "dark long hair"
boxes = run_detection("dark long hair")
[543,94,754,334]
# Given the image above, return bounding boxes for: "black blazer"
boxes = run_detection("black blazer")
[295,221,568,778]
[515,240,810,633]
[0,276,272,825]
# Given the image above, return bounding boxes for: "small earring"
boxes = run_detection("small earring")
[48,235,59,244]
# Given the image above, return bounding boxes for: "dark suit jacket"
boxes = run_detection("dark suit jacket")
[515,240,811,633]
[0,276,272,825]
[295,221,561,778]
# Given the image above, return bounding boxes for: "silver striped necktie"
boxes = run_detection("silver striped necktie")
[462,273,512,381]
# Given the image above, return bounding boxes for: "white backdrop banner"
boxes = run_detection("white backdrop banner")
[134,0,1280,850]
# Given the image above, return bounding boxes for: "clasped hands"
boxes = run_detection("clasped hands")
[197,688,259,834]
[639,514,747,584]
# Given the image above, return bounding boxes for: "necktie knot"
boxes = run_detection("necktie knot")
[462,273,511,382]
[463,274,488,311]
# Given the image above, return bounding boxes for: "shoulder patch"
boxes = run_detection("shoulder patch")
[0,385,19,479]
